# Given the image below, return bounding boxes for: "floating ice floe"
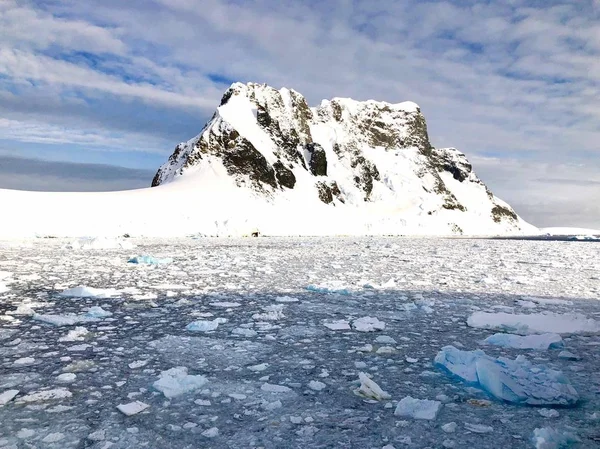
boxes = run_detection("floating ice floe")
[305,283,351,295]
[58,327,89,342]
[434,346,579,406]
[467,311,600,335]
[128,256,173,265]
[483,333,564,350]
[354,372,390,401]
[117,401,149,416]
[33,313,95,326]
[532,427,580,449]
[464,423,493,434]
[186,319,221,332]
[394,396,442,420]
[252,305,285,321]
[352,316,385,332]
[323,320,351,330]
[261,383,292,393]
[59,286,120,299]
[16,388,72,403]
[0,389,19,406]
[0,283,9,294]
[232,327,257,337]
[521,296,574,306]
[152,367,208,398]
[85,307,113,319]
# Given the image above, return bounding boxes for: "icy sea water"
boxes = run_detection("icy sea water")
[0,237,599,449]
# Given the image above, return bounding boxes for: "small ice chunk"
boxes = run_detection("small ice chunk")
[210,302,241,308]
[60,286,120,298]
[152,367,208,398]
[434,346,579,406]
[202,427,219,438]
[42,432,65,443]
[17,428,35,439]
[275,296,298,303]
[232,328,257,337]
[306,284,351,295]
[56,373,76,383]
[375,336,397,344]
[354,372,391,401]
[58,326,89,342]
[464,423,493,433]
[323,320,351,330]
[0,389,19,405]
[557,351,579,360]
[261,383,292,393]
[248,363,268,372]
[186,320,219,332]
[128,360,148,369]
[128,256,173,265]
[86,306,112,318]
[467,311,600,335]
[532,427,579,448]
[394,396,442,420]
[308,380,326,391]
[13,357,35,366]
[483,333,563,350]
[16,388,72,403]
[538,409,560,418]
[252,305,285,321]
[67,344,91,351]
[117,401,150,416]
[262,399,282,410]
[33,313,92,326]
[442,422,457,433]
[405,357,419,363]
[352,316,385,332]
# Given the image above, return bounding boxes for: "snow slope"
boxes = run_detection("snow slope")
[0,82,539,238]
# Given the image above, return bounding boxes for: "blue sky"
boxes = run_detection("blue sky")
[1,0,599,227]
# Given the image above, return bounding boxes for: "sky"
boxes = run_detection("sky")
[1,0,599,228]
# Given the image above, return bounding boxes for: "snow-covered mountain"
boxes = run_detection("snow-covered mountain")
[150,82,535,236]
[0,82,538,238]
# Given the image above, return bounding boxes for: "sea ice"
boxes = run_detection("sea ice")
[434,346,579,406]
[375,336,397,344]
[16,388,72,403]
[202,427,219,438]
[323,320,351,330]
[305,284,351,295]
[467,312,600,335]
[60,286,120,298]
[128,255,173,265]
[531,427,580,449]
[186,320,220,332]
[85,307,113,318]
[0,389,19,406]
[354,372,391,401]
[58,326,89,342]
[352,316,385,332]
[464,423,493,433]
[308,380,326,391]
[117,401,149,416]
[483,333,564,350]
[75,237,134,250]
[152,367,208,398]
[252,305,285,321]
[33,313,95,326]
[261,383,292,393]
[394,396,442,420]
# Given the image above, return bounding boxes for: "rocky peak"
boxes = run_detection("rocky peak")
[151,82,524,232]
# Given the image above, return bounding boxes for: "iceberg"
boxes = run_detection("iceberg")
[483,333,564,350]
[434,346,579,406]
[152,367,208,398]
[394,396,442,420]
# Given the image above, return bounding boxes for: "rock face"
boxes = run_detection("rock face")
[152,82,532,235]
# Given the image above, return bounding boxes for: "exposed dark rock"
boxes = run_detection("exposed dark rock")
[316,181,344,204]
[350,156,380,201]
[273,161,296,189]
[305,143,327,176]
[491,205,518,223]
[222,137,277,190]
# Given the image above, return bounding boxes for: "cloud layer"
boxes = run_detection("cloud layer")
[1,0,598,227]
